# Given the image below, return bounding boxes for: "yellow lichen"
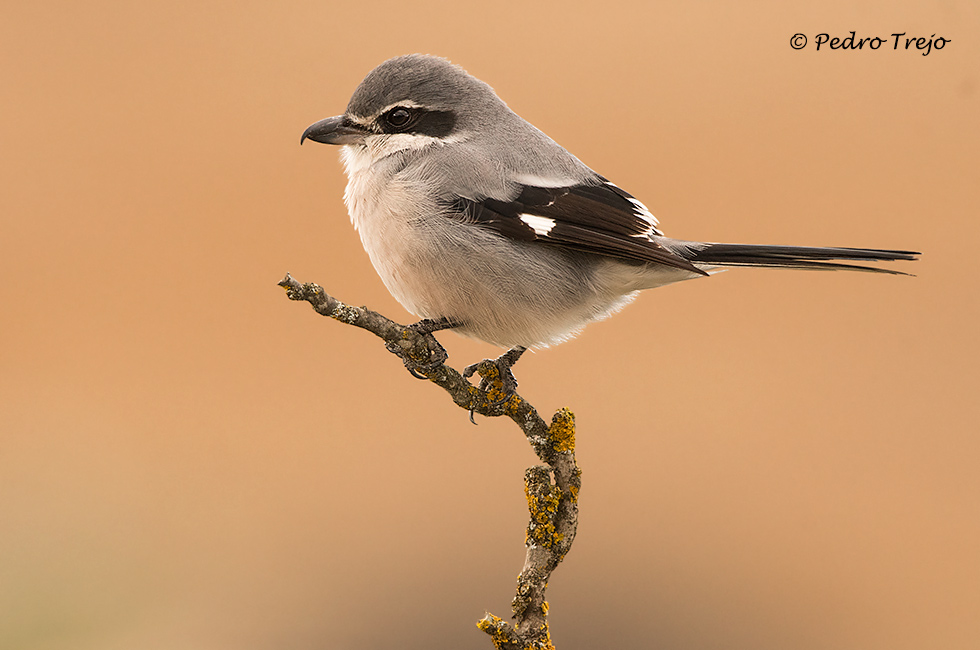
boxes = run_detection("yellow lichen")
[503,394,524,414]
[525,481,563,548]
[477,613,503,632]
[531,622,556,650]
[549,408,575,453]
[477,614,510,650]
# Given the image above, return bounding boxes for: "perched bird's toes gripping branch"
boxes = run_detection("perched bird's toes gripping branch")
[383,326,450,379]
[463,347,526,401]
[279,273,581,650]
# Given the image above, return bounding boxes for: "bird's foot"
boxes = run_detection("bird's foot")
[463,347,527,422]
[385,317,459,379]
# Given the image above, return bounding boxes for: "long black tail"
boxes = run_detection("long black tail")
[680,242,919,275]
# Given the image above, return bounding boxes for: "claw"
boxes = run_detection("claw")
[463,347,527,420]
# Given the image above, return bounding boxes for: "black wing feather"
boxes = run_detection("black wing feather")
[450,180,705,275]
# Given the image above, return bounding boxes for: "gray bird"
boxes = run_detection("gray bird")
[301,54,917,395]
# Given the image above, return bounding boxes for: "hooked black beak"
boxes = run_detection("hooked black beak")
[300,115,369,145]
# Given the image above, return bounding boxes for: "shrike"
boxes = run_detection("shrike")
[301,54,916,393]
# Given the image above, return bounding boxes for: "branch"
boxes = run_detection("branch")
[279,273,582,649]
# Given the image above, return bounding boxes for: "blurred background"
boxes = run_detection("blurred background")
[2,1,977,649]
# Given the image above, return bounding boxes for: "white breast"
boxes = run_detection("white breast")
[340,144,441,317]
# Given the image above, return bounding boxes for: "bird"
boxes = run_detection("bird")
[300,54,917,398]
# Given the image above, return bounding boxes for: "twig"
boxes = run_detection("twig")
[279,273,582,649]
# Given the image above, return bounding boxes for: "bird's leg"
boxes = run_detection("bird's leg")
[386,317,461,379]
[411,317,460,336]
[463,346,527,419]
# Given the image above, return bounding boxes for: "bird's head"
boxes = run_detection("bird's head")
[301,54,504,158]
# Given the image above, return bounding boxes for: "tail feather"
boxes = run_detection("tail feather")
[680,243,919,276]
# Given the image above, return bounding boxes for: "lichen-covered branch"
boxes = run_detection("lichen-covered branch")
[279,273,581,649]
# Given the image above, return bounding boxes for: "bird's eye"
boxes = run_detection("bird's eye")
[384,107,413,128]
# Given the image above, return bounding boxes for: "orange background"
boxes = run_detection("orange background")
[2,2,978,649]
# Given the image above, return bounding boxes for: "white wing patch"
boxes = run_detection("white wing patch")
[519,214,557,236]
[514,173,581,189]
